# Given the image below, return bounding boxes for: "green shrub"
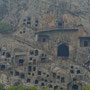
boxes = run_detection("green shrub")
[83,85,90,90]
[42,88,50,90]
[27,86,38,90]
[0,83,4,90]
[0,22,13,34]
[7,86,17,90]
[7,85,25,90]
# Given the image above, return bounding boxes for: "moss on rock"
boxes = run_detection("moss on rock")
[0,22,13,34]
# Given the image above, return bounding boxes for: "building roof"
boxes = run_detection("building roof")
[36,29,78,34]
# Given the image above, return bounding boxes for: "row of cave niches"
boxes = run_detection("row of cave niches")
[16,50,48,67]
[22,17,63,28]
[20,17,39,34]
[13,57,82,90]
[12,50,66,90]
[13,70,66,90]
[19,16,64,34]
[0,49,11,58]
[0,64,83,90]
[23,17,39,27]
[0,49,48,71]
[2,63,83,88]
[12,67,82,90]
[0,48,89,90]
[29,49,48,63]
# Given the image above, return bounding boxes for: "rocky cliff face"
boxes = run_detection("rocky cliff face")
[0,0,90,89]
[0,0,90,34]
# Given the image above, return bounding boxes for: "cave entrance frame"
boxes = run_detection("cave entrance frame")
[57,43,69,57]
[72,85,78,90]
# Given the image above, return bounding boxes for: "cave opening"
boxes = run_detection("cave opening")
[57,44,69,57]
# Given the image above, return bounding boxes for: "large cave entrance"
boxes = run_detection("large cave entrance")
[57,44,69,57]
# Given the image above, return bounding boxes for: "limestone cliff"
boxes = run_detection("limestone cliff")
[0,0,90,34]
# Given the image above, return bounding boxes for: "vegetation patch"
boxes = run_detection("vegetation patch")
[0,83,4,90]
[0,84,90,90]
[0,22,13,34]
[83,85,90,90]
